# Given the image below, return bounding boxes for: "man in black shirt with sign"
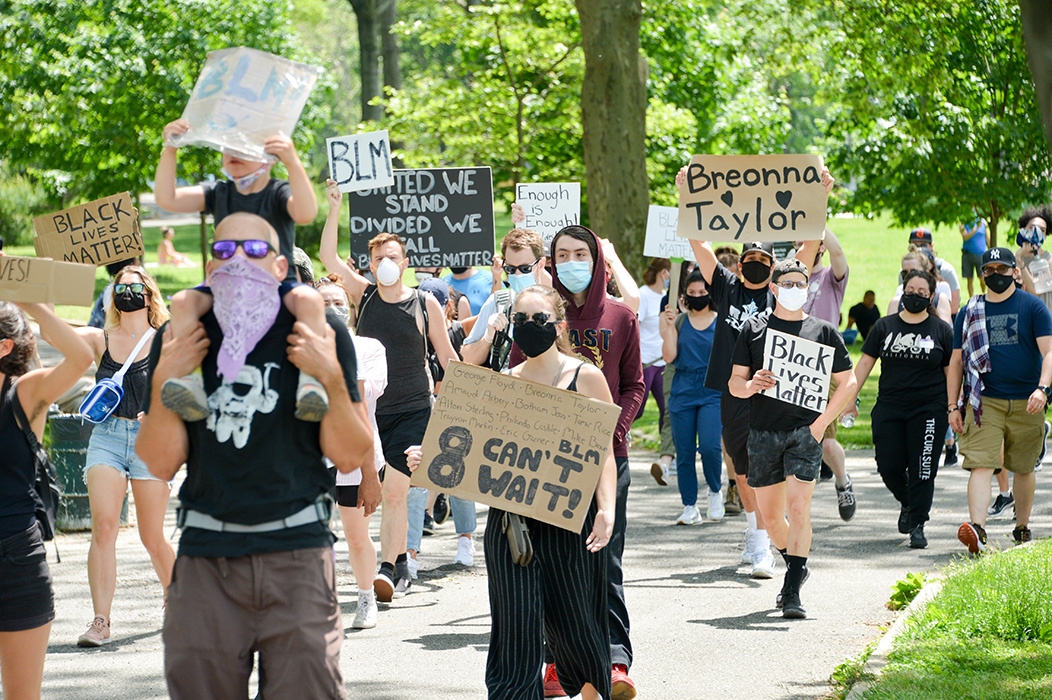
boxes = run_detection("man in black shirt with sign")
[729,258,856,619]
[137,213,375,700]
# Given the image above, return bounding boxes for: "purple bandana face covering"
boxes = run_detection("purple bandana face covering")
[209,254,281,382]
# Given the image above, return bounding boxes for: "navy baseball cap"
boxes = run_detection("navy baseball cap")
[741,241,775,262]
[418,277,450,307]
[981,247,1016,269]
[909,228,933,245]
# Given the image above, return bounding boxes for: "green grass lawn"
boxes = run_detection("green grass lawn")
[854,540,1052,700]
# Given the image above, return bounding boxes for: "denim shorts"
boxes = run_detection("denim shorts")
[747,425,823,488]
[85,415,162,481]
[0,523,55,632]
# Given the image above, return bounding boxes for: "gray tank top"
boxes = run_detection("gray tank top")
[356,286,432,414]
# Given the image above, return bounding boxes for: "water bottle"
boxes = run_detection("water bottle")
[1029,258,1052,294]
[840,396,862,428]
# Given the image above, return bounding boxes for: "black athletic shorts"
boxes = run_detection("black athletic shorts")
[747,426,823,489]
[335,485,360,508]
[0,522,55,632]
[720,394,751,477]
[375,406,432,478]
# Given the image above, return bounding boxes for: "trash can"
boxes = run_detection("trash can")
[48,413,127,531]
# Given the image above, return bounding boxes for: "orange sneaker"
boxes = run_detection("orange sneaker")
[543,663,566,697]
[611,664,637,700]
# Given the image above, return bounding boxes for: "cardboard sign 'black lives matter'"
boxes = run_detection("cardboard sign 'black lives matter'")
[411,361,621,532]
[33,193,144,267]
[0,256,97,306]
[678,154,827,242]
[760,329,833,412]
[347,167,495,270]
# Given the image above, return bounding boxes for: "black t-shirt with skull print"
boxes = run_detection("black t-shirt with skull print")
[142,306,360,557]
[704,263,775,393]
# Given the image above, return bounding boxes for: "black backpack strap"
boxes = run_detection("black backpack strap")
[7,380,61,558]
[8,380,42,452]
[354,285,378,332]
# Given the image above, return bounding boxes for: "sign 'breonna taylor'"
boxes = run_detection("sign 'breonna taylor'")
[760,329,833,412]
[346,167,495,270]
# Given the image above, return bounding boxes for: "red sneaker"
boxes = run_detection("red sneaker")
[611,664,637,700]
[543,663,566,697]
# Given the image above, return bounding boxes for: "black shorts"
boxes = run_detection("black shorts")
[335,485,360,508]
[0,522,55,632]
[747,426,823,488]
[375,406,432,478]
[720,394,751,476]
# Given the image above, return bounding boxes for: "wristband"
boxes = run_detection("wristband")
[948,404,959,413]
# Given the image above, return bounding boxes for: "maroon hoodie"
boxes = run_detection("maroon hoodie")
[546,227,645,458]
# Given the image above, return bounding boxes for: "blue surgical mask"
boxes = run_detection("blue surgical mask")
[222,163,270,191]
[556,261,592,294]
[507,273,534,295]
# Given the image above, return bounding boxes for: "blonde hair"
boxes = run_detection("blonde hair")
[515,284,575,357]
[105,265,169,330]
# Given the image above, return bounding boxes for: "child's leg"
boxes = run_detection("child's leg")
[284,285,330,421]
[160,289,214,422]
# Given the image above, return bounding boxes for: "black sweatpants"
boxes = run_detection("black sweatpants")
[871,402,946,528]
[484,505,611,700]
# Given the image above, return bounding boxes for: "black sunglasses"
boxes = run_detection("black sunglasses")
[211,239,276,260]
[505,259,540,276]
[114,283,146,295]
[512,312,553,328]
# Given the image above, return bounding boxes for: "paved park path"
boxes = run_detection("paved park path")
[30,447,1051,700]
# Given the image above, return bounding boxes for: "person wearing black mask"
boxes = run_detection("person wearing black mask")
[949,247,1052,553]
[843,270,953,548]
[71,266,175,647]
[659,270,724,524]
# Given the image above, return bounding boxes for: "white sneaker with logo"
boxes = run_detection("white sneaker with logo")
[675,505,703,525]
[351,590,378,629]
[707,489,725,521]
[454,537,475,566]
[751,545,777,579]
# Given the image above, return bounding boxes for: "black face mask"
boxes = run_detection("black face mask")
[741,260,771,284]
[513,322,558,358]
[684,294,711,311]
[901,293,930,314]
[985,272,1014,294]
[449,267,469,275]
[114,291,147,313]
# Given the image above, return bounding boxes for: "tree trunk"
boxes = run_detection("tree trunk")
[1021,0,1052,158]
[574,0,649,274]
[379,0,403,165]
[349,0,383,124]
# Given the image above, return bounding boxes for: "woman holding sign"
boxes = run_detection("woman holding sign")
[842,269,953,549]
[408,284,617,700]
[71,266,175,647]
[1,300,93,700]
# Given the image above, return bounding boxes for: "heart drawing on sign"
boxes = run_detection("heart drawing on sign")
[775,191,793,209]
[721,191,733,207]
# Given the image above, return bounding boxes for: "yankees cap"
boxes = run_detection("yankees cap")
[981,247,1016,268]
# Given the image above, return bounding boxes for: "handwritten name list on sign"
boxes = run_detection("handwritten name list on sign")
[327,130,394,193]
[515,183,580,245]
[0,256,97,306]
[678,155,827,242]
[171,47,322,162]
[348,167,495,269]
[33,193,144,267]
[411,361,620,532]
[643,205,696,261]
[760,329,833,412]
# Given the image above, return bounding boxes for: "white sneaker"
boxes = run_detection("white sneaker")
[675,505,702,525]
[740,529,756,564]
[751,545,776,579]
[707,489,725,521]
[454,537,475,566]
[161,373,209,422]
[351,590,378,629]
[407,554,419,580]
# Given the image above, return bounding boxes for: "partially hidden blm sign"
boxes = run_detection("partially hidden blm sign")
[327,130,394,193]
[33,193,144,267]
[411,361,621,532]
[760,329,833,412]
[347,167,495,269]
[0,256,97,306]
[515,182,580,245]
[643,205,696,261]
[678,154,827,242]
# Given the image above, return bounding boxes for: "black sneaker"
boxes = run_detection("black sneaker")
[909,524,928,549]
[781,591,807,619]
[898,505,910,534]
[987,492,1015,518]
[1012,524,1032,544]
[836,479,857,521]
[943,442,958,466]
[433,493,450,525]
[775,566,810,609]
[820,461,834,481]
[374,568,396,602]
[957,522,987,554]
[422,512,436,536]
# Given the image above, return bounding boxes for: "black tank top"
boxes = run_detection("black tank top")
[356,286,432,415]
[0,380,38,539]
[95,331,151,419]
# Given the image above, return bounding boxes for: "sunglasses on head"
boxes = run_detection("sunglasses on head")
[210,239,276,260]
[512,312,553,328]
[114,283,146,295]
[505,259,539,276]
